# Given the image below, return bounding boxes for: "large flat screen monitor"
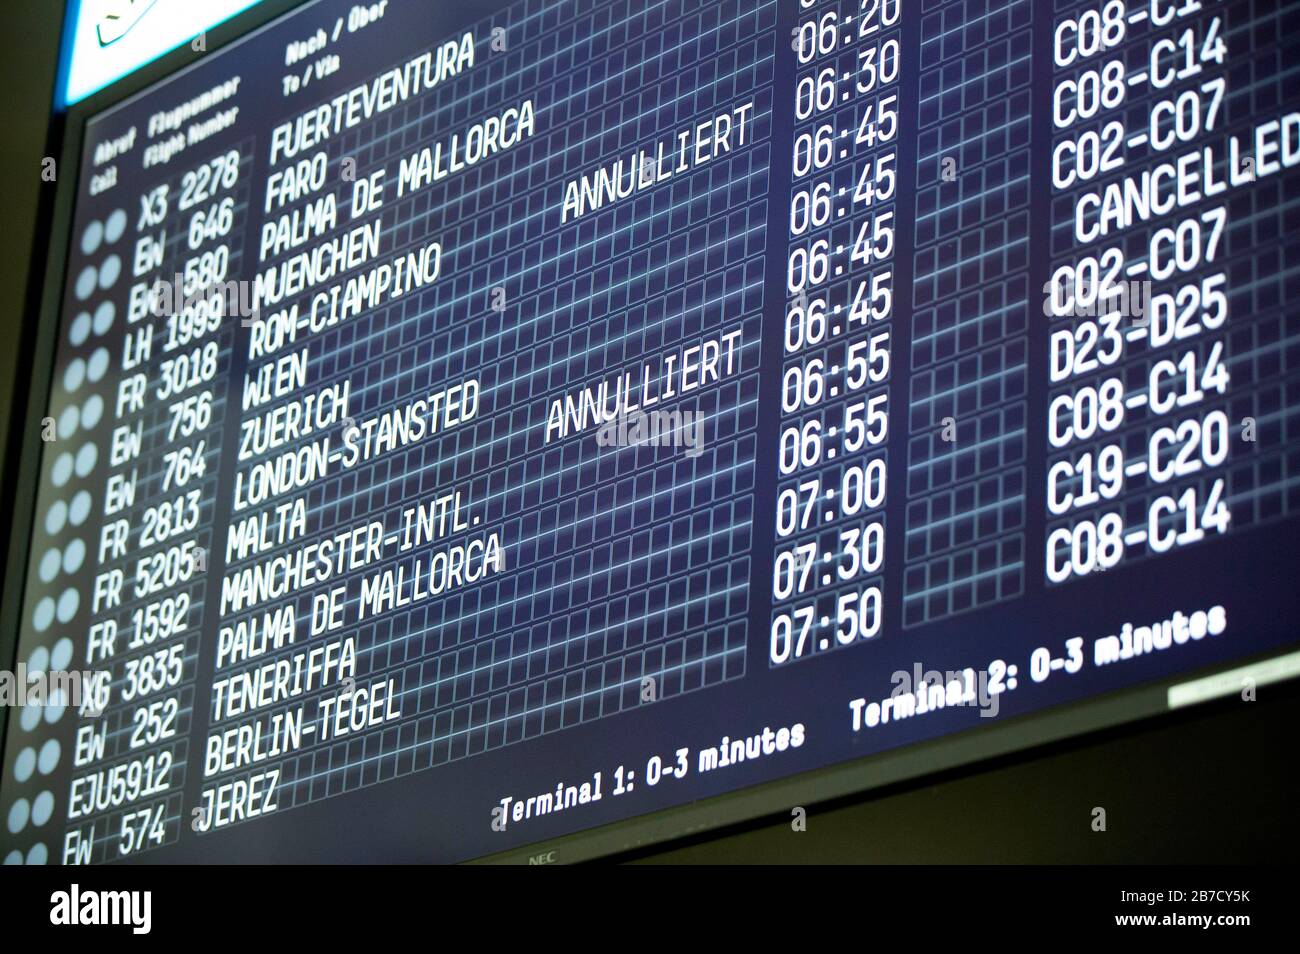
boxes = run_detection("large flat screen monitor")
[3,0,1299,864]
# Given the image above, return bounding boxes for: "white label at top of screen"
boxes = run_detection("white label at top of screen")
[62,0,267,107]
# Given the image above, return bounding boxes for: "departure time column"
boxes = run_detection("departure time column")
[770,0,902,667]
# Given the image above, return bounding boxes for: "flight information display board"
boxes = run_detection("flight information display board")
[3,0,1299,865]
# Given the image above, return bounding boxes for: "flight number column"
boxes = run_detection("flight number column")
[62,144,249,863]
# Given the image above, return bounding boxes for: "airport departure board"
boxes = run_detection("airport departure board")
[3,0,1300,864]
